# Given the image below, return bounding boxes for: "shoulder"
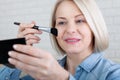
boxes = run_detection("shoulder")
[104,60,120,80]
[93,57,120,80]
[0,66,17,73]
[0,66,21,79]
[101,58,120,72]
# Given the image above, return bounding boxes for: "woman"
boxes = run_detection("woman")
[0,0,120,80]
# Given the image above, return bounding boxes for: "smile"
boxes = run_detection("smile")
[64,38,80,44]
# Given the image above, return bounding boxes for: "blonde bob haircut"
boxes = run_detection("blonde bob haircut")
[50,0,109,54]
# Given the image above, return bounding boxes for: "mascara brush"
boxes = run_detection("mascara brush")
[14,22,58,36]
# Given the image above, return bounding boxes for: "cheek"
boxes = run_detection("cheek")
[79,26,93,44]
[84,30,93,46]
[56,36,65,51]
[56,29,65,49]
[87,29,93,40]
[56,27,65,38]
[56,32,62,45]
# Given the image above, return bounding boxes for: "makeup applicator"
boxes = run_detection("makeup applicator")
[14,22,58,36]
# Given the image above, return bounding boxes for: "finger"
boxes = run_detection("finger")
[25,34,40,45]
[8,57,45,80]
[24,28,42,35]
[13,44,48,58]
[18,23,35,33]
[8,51,43,66]
[17,28,42,38]
[8,51,48,77]
[26,39,40,45]
[31,21,36,25]
[17,23,34,38]
[25,34,40,41]
[8,57,36,72]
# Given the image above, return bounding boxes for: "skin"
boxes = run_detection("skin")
[55,1,93,74]
[17,21,42,45]
[8,0,93,80]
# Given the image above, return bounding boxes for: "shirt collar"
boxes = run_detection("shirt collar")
[58,56,67,67]
[79,53,103,72]
[58,52,103,72]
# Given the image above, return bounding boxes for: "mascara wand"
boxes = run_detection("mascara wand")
[14,22,58,36]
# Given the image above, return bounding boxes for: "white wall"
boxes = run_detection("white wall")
[0,0,120,62]
[0,0,58,57]
[96,0,120,63]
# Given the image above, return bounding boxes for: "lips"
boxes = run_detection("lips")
[64,38,80,44]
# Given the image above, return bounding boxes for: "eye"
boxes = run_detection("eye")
[56,21,66,26]
[76,19,86,24]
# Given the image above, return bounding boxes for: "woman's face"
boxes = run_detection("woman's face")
[55,1,93,54]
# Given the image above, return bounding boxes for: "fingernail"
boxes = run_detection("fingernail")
[31,24,34,27]
[8,51,12,56]
[13,45,17,49]
[8,58,13,63]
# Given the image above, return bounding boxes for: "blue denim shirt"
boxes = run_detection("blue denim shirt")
[0,53,120,80]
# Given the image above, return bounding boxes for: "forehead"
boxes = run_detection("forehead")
[55,0,83,18]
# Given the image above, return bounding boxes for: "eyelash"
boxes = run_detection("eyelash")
[57,21,66,25]
[76,19,86,24]
[56,19,86,26]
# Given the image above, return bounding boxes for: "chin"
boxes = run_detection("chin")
[66,49,81,54]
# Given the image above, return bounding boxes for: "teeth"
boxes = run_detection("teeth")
[67,40,77,42]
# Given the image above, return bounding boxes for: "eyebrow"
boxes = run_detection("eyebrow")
[56,17,66,20]
[75,14,84,18]
[56,14,84,20]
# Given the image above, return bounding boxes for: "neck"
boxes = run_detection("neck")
[65,49,93,75]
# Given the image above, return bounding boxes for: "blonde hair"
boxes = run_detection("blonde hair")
[50,0,109,54]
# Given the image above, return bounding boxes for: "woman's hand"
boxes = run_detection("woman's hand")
[8,44,69,80]
[17,21,42,45]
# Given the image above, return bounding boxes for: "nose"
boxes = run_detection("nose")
[66,23,77,34]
